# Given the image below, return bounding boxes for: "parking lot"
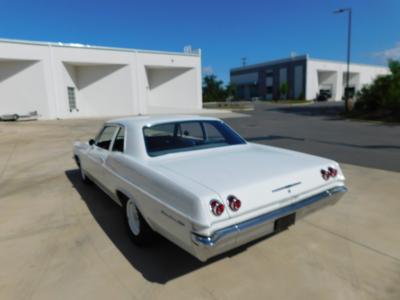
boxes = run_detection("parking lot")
[1,105,399,300]
[225,102,400,172]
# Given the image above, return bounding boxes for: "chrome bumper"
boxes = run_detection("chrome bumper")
[191,185,347,261]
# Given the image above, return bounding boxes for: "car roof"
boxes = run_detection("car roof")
[107,115,221,128]
[103,115,234,160]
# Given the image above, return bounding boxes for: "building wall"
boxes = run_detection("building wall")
[0,39,202,119]
[306,59,389,101]
[145,67,198,112]
[231,56,389,102]
[136,51,202,114]
[0,60,48,116]
[72,64,132,118]
[230,56,307,100]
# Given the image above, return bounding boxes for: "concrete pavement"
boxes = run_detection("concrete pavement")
[0,119,399,300]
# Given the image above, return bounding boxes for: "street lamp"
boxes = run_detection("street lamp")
[334,8,352,113]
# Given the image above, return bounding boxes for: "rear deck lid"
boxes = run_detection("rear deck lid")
[157,143,337,218]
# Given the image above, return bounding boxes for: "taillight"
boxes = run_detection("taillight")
[321,169,330,180]
[210,200,225,216]
[227,195,241,211]
[321,167,338,180]
[328,167,338,177]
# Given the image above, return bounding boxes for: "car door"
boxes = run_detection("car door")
[101,125,126,193]
[86,125,118,185]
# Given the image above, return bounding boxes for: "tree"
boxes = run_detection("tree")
[279,82,289,100]
[225,82,237,100]
[202,75,227,102]
[355,59,400,117]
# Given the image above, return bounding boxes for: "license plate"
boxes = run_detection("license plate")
[274,213,296,232]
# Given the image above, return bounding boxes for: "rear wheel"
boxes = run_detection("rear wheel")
[125,198,153,245]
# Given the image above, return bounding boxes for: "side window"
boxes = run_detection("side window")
[96,126,117,150]
[112,127,125,152]
[203,122,225,142]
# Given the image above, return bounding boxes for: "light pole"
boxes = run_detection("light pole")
[334,8,352,112]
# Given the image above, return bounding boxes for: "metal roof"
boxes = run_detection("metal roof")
[0,37,201,57]
[231,54,387,72]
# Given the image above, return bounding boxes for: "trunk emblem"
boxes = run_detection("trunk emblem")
[272,182,301,193]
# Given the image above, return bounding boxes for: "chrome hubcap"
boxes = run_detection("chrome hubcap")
[126,199,140,236]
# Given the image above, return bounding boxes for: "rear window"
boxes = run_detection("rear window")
[143,120,246,157]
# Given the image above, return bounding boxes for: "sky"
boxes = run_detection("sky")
[0,0,399,83]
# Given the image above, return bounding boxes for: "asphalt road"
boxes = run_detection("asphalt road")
[224,102,400,172]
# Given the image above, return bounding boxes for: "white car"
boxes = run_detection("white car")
[73,115,347,261]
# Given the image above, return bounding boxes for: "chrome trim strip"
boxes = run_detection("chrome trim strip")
[272,181,302,193]
[192,186,347,247]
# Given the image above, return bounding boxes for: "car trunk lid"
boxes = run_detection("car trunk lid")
[157,144,336,219]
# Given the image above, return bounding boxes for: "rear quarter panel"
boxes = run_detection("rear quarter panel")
[105,154,218,254]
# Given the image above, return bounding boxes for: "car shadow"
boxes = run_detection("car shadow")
[65,169,277,284]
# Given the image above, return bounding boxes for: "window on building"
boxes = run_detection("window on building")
[279,68,287,84]
[294,65,304,99]
[266,77,273,87]
[250,84,258,98]
[67,87,77,111]
[237,85,245,99]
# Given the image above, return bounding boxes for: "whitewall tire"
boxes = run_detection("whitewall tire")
[125,198,154,245]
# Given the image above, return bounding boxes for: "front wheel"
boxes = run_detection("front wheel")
[125,198,153,245]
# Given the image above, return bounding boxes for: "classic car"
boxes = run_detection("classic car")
[73,115,347,261]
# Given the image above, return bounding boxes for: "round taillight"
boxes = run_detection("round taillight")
[210,200,225,216]
[328,167,338,177]
[321,169,330,180]
[227,195,241,211]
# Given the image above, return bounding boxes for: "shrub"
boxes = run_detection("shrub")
[202,75,226,102]
[202,75,238,102]
[355,60,400,117]
[279,82,289,100]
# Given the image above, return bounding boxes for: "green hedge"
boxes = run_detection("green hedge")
[354,60,400,118]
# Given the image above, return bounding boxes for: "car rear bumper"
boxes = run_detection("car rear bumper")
[191,185,347,262]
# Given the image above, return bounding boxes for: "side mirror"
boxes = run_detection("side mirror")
[88,139,95,146]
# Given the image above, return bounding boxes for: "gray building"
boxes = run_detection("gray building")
[230,55,388,101]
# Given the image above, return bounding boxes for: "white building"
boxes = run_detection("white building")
[0,38,202,119]
[230,55,389,101]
